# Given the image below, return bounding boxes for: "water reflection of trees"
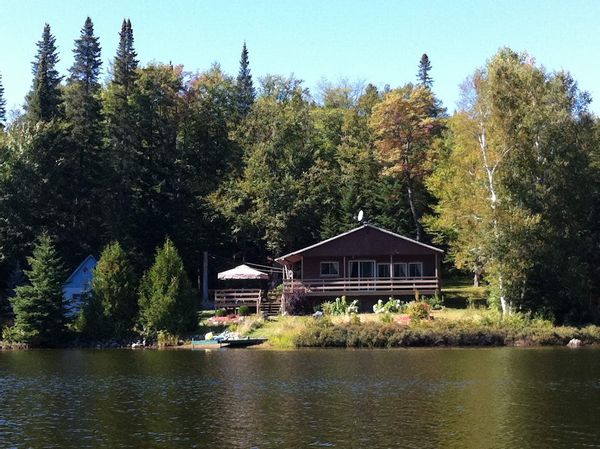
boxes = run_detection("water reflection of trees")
[2,348,600,448]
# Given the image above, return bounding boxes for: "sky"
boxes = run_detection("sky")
[1,0,600,115]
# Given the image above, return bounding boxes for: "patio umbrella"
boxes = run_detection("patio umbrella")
[217,264,269,280]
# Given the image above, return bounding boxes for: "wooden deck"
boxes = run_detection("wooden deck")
[283,277,440,296]
[214,289,262,309]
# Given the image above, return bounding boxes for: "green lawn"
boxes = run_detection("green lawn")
[441,277,488,308]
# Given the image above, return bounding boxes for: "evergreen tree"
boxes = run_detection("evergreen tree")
[1,263,25,327]
[6,234,67,346]
[26,24,63,122]
[0,72,6,127]
[0,121,76,269]
[113,19,138,94]
[104,19,139,246]
[64,16,104,257]
[417,53,433,89]
[66,17,102,138]
[236,42,255,117]
[84,242,137,339]
[138,238,195,336]
[127,64,184,263]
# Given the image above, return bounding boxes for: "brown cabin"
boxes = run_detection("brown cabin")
[275,223,443,311]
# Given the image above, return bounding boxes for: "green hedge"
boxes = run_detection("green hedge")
[294,319,600,348]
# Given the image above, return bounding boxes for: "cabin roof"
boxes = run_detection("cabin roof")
[64,255,97,285]
[275,223,443,265]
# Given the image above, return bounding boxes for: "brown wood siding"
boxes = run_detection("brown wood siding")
[301,226,437,257]
[303,254,436,278]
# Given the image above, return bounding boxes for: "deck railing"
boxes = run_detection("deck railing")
[283,277,439,295]
[214,289,262,309]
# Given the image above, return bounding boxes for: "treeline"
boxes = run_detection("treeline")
[0,17,599,335]
[3,233,195,346]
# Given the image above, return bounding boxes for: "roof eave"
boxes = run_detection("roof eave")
[274,223,443,263]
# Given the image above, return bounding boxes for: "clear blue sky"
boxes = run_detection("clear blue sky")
[1,0,600,115]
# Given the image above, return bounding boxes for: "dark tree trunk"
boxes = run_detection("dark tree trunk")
[406,177,421,241]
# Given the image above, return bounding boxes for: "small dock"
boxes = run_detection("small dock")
[191,337,267,349]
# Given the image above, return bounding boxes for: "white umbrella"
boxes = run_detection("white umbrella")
[217,264,269,280]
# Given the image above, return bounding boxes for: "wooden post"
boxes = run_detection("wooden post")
[390,254,393,290]
[343,256,346,291]
[197,254,202,305]
[435,253,440,294]
[202,251,209,308]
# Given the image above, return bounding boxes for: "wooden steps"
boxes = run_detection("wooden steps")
[260,293,282,316]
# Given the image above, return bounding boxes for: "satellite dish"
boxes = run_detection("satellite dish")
[357,210,364,222]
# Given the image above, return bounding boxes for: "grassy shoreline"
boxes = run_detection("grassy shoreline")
[244,310,600,349]
[4,309,599,351]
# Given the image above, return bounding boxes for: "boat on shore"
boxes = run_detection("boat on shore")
[191,331,267,349]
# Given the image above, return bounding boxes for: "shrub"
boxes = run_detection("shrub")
[215,308,227,317]
[373,297,403,314]
[238,305,250,316]
[380,313,394,324]
[282,286,311,315]
[157,331,179,347]
[74,293,105,340]
[406,301,431,322]
[289,316,600,349]
[349,314,361,325]
[321,296,359,315]
[424,294,444,310]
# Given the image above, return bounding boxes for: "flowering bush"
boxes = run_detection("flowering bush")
[322,296,359,315]
[405,301,431,322]
[373,298,404,314]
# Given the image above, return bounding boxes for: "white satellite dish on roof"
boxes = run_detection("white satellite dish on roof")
[357,210,364,222]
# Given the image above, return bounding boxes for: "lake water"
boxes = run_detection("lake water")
[1,348,599,448]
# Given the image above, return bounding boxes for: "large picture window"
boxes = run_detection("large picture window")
[348,260,375,278]
[377,263,391,278]
[408,262,423,278]
[320,261,339,277]
[393,263,407,278]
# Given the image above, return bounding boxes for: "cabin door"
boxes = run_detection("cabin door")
[348,260,375,279]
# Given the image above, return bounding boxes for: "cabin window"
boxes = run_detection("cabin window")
[408,262,423,278]
[377,263,391,278]
[393,263,407,278]
[320,261,339,277]
[348,260,375,278]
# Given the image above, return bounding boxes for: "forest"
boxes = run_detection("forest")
[1,17,600,345]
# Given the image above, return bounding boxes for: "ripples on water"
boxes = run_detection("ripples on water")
[1,348,600,448]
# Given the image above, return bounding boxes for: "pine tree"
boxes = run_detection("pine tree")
[0,72,6,127]
[66,17,102,138]
[83,242,137,339]
[26,24,63,122]
[236,42,255,117]
[138,238,195,337]
[7,234,67,346]
[64,17,104,258]
[104,19,139,246]
[417,53,433,89]
[113,19,138,95]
